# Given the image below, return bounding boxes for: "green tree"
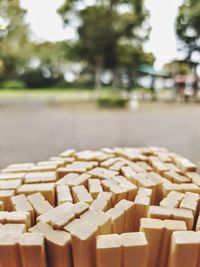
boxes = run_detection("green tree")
[0,0,31,80]
[58,0,150,91]
[176,0,200,60]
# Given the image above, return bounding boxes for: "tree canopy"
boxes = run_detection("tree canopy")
[176,0,200,60]
[59,0,154,89]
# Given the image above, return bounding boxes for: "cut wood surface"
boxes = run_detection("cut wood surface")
[0,146,199,267]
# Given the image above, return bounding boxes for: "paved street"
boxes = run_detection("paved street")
[0,96,200,168]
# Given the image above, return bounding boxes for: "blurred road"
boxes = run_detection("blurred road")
[0,96,200,168]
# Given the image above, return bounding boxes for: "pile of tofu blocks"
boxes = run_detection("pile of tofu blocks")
[0,147,200,267]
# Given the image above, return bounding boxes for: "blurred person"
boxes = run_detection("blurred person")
[174,74,186,101]
[150,76,156,101]
[192,74,199,100]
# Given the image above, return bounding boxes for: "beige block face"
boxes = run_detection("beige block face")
[96,234,121,267]
[0,233,22,267]
[140,218,164,267]
[71,224,97,267]
[19,233,47,267]
[168,231,200,267]
[29,222,72,267]
[0,223,27,234]
[121,232,149,267]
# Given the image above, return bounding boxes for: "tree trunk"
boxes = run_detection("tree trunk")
[112,68,120,89]
[94,60,102,96]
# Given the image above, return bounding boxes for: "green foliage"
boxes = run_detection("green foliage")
[97,91,128,108]
[176,0,200,58]
[58,0,151,89]
[0,0,31,79]
[0,79,26,89]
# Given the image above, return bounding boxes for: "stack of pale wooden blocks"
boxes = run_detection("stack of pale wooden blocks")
[0,147,199,267]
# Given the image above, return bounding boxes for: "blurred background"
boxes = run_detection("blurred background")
[0,0,200,167]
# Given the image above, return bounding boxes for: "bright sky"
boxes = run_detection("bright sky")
[20,0,184,69]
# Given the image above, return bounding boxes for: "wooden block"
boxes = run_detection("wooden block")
[121,166,137,181]
[24,172,57,183]
[120,232,149,267]
[0,200,3,211]
[72,185,93,204]
[28,193,53,216]
[19,233,47,267]
[37,161,65,168]
[71,202,89,217]
[109,160,126,171]
[17,183,55,205]
[180,192,199,215]
[88,179,103,199]
[0,233,22,267]
[155,152,173,163]
[161,183,200,198]
[168,231,200,267]
[174,157,196,172]
[0,211,31,228]
[59,161,97,175]
[39,202,88,229]
[116,179,138,201]
[100,157,120,168]
[0,179,22,190]
[78,211,112,235]
[67,174,91,188]
[127,161,147,173]
[149,156,169,174]
[71,223,97,267]
[0,223,26,234]
[109,184,126,205]
[159,220,187,267]
[164,163,182,173]
[160,191,184,208]
[114,147,148,162]
[115,199,134,232]
[1,164,32,173]
[163,171,191,183]
[59,149,75,158]
[196,214,200,231]
[29,222,72,267]
[37,202,74,223]
[63,218,82,233]
[96,234,121,267]
[7,163,34,168]
[140,218,187,267]
[57,167,80,179]
[56,173,79,185]
[11,194,35,225]
[106,208,125,234]
[50,211,75,230]
[186,172,200,186]
[89,198,109,212]
[0,190,15,211]
[101,179,117,192]
[0,172,25,181]
[133,188,152,231]
[56,185,73,205]
[29,165,57,172]
[76,150,111,161]
[97,192,113,209]
[146,171,169,204]
[137,162,152,171]
[88,167,118,179]
[7,211,31,228]
[49,156,74,165]
[148,206,194,230]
